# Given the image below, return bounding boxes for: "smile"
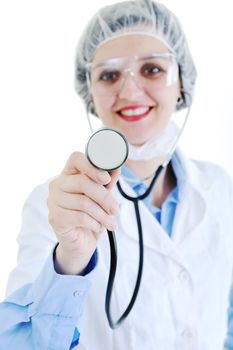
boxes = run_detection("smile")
[117,106,153,122]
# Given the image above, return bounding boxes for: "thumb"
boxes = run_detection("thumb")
[105,168,121,190]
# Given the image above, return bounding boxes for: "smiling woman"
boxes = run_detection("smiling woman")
[0,1,233,350]
[89,34,181,144]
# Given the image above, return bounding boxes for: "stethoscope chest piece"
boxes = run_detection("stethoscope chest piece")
[86,128,129,171]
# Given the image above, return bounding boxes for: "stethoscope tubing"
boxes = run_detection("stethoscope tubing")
[105,165,164,329]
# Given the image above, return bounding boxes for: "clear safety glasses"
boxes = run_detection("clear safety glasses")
[86,52,178,96]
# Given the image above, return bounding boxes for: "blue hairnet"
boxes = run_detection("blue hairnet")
[75,0,197,113]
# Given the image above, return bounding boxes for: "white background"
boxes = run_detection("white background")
[0,0,232,300]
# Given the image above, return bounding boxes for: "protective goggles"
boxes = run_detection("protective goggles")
[86,52,178,96]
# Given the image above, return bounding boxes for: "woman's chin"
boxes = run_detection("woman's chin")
[126,132,155,146]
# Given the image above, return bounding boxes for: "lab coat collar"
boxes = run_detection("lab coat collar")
[174,148,211,193]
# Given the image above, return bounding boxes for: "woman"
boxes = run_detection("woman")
[1,0,233,349]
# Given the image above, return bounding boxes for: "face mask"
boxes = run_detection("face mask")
[127,121,179,161]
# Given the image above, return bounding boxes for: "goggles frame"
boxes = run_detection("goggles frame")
[86,52,178,96]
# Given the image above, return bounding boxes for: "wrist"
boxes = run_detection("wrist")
[54,244,92,275]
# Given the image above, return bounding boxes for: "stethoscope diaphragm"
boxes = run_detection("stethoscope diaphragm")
[86,128,129,171]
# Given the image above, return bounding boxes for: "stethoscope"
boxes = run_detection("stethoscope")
[85,99,191,329]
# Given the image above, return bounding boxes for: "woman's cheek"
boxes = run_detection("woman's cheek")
[93,95,117,121]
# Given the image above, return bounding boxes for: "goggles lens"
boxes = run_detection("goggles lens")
[87,53,178,96]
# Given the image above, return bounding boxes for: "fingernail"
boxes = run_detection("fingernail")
[98,171,111,184]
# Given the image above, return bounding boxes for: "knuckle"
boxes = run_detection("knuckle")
[60,174,82,193]
[75,173,84,187]
[78,212,99,232]
[70,174,85,194]
[61,175,72,191]
[48,177,63,198]
[69,151,83,166]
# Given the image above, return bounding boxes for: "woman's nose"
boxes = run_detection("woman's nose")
[118,71,144,99]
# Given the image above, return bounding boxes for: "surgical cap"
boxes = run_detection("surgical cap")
[75,0,197,113]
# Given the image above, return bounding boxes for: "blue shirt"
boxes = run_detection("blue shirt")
[0,247,97,349]
[121,153,185,236]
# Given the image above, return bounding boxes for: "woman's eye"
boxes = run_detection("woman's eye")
[142,64,163,77]
[99,70,119,82]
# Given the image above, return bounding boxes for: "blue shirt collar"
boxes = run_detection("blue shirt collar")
[121,152,186,202]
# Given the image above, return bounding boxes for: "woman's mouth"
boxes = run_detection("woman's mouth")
[116,105,153,122]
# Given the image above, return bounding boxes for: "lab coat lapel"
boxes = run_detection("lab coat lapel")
[114,180,188,266]
[114,149,211,265]
[171,184,207,246]
[169,150,220,259]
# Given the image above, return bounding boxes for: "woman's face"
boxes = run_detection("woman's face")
[89,34,180,146]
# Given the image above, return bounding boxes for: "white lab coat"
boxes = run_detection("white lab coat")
[6,150,233,350]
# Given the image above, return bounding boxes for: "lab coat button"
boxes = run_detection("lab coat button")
[73,290,83,297]
[181,328,193,339]
[178,270,189,283]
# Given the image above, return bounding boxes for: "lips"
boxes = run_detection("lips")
[116,105,153,122]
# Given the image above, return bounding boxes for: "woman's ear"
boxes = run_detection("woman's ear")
[177,69,185,106]
[87,100,98,118]
[176,95,184,108]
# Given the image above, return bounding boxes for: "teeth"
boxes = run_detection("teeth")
[120,107,150,117]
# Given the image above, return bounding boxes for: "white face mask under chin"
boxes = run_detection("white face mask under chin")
[127,121,180,161]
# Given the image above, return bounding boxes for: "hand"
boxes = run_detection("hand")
[47,151,120,275]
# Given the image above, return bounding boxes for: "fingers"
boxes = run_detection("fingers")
[48,204,103,234]
[48,191,117,231]
[55,173,119,215]
[62,151,111,185]
[48,150,121,252]
[47,149,122,274]
[61,151,121,190]
[105,168,121,190]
